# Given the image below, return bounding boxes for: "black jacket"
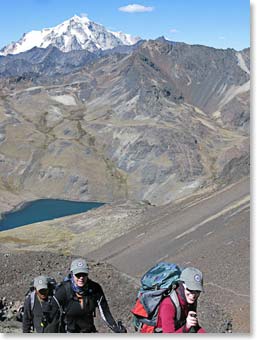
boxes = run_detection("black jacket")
[49,279,117,333]
[22,292,51,333]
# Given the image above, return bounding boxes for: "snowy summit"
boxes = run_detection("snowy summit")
[0,15,141,55]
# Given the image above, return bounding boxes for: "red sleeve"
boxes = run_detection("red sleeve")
[157,297,183,333]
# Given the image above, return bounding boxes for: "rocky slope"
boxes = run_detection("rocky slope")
[0,251,139,333]
[0,34,250,335]
[0,39,250,211]
[0,178,250,333]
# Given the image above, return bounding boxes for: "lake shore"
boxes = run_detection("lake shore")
[0,199,105,231]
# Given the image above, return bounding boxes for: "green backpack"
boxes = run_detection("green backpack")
[131,262,182,332]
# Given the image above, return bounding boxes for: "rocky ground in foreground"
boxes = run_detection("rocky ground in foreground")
[0,251,231,334]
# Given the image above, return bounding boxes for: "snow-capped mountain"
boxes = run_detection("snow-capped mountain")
[0,15,141,55]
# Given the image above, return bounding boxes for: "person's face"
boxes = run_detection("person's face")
[183,284,201,304]
[73,272,88,287]
[37,288,49,300]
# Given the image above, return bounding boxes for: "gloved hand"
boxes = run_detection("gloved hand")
[112,320,127,333]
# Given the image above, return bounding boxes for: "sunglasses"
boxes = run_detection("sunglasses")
[185,287,201,294]
[38,288,48,295]
[75,272,88,278]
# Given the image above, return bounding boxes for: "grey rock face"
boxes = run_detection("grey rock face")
[0,39,250,206]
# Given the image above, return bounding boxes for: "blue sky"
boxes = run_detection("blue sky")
[0,0,250,51]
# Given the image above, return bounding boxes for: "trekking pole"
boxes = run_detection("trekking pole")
[188,326,197,333]
[188,309,197,333]
[225,320,232,333]
[117,319,127,333]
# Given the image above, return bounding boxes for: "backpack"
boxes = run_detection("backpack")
[131,262,182,333]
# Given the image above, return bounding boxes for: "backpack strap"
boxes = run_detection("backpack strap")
[63,281,73,300]
[30,290,36,312]
[52,295,65,332]
[58,280,74,315]
[55,280,73,305]
[52,295,62,311]
[25,290,36,332]
[169,290,181,321]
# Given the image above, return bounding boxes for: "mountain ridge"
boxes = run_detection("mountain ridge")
[0,38,250,207]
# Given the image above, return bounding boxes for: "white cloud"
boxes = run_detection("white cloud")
[219,36,226,40]
[118,4,154,13]
[170,29,179,33]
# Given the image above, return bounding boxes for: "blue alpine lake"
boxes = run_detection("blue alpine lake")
[0,199,104,231]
